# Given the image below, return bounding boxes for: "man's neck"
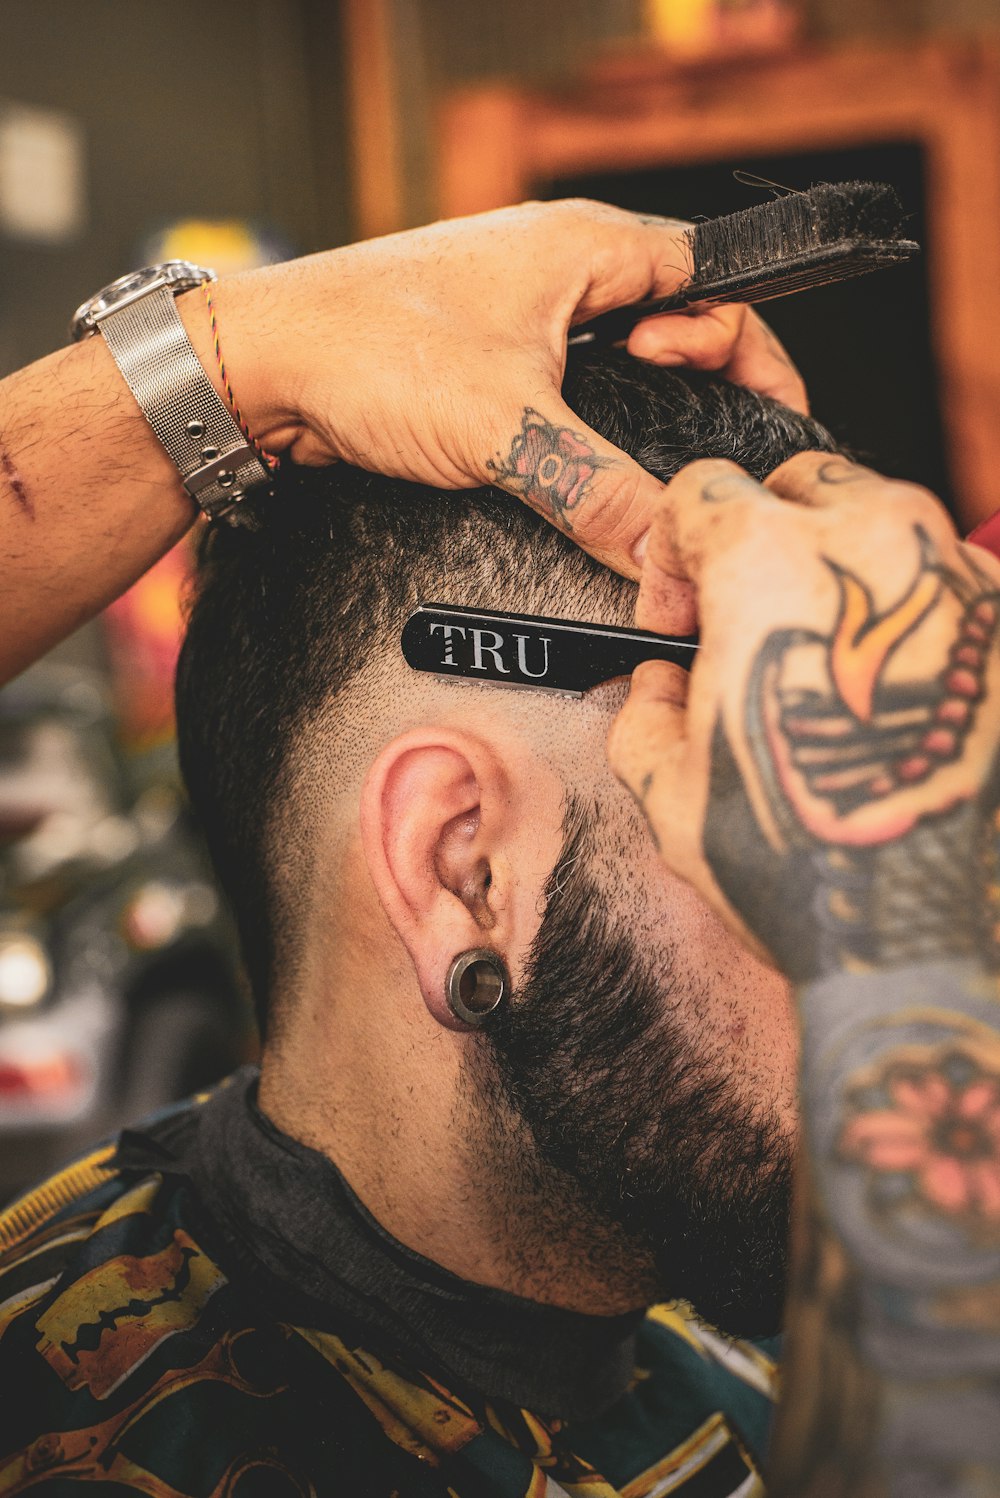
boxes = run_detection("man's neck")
[169,1066,647,1422]
[259,1048,657,1316]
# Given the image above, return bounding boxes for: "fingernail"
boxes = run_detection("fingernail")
[632,530,650,567]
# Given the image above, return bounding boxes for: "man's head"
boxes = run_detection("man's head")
[176,348,839,1334]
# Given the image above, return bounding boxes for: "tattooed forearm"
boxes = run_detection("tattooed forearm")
[774,965,1000,1497]
[0,443,34,520]
[837,1033,1000,1228]
[705,527,1000,982]
[695,520,1000,1495]
[488,409,607,530]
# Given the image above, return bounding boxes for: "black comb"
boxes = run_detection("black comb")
[571,181,919,346]
[402,603,698,698]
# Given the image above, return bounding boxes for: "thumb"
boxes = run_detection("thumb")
[486,399,663,582]
[607,659,693,867]
[635,503,698,637]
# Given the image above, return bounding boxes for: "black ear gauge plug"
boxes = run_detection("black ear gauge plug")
[446,950,509,1027]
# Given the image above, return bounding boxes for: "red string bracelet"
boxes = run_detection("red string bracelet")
[202,282,280,472]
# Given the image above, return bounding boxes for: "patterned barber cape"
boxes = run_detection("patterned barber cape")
[0,1073,778,1497]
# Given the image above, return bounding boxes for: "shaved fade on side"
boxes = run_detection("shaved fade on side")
[175,348,840,1037]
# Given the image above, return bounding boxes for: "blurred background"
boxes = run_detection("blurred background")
[3,0,1000,1199]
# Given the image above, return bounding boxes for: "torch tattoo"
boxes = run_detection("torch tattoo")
[702,526,1000,1496]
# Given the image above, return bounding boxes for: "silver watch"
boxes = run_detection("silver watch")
[71,262,272,525]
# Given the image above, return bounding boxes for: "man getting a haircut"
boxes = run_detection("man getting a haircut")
[0,349,839,1495]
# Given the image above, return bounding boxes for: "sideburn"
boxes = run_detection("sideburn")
[468,800,793,1338]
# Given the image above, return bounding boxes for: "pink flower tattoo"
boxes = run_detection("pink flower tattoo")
[489,409,608,530]
[839,1055,1000,1223]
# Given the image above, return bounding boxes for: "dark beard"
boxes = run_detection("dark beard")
[471,805,792,1338]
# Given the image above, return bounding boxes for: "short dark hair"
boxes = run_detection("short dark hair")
[175,349,838,1035]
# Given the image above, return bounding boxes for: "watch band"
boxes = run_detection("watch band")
[97,285,271,524]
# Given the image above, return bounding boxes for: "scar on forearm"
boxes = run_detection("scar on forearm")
[1,445,34,520]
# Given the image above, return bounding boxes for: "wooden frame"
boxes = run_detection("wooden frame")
[437,41,1000,526]
[342,0,407,240]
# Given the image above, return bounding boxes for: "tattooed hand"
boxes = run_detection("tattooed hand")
[2,198,807,682]
[195,201,805,583]
[609,453,1000,1497]
[608,453,1000,975]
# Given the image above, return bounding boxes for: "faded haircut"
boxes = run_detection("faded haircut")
[175,348,839,1035]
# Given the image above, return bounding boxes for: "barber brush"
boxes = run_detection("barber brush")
[571,180,919,346]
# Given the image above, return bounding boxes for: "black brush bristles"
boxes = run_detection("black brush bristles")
[572,181,919,346]
[691,180,908,280]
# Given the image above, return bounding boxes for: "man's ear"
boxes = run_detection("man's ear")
[359,728,519,1030]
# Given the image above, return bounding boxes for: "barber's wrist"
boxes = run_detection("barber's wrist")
[66,332,195,510]
[176,272,309,461]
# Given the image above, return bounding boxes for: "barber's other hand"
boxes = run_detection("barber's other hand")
[607,454,1000,976]
[183,200,805,581]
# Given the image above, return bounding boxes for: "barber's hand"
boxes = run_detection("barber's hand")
[607,453,1000,976]
[191,200,805,581]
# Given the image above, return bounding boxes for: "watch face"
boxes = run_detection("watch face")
[70,261,215,341]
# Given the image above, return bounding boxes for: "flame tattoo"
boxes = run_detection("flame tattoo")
[741,527,1000,847]
[829,533,944,723]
